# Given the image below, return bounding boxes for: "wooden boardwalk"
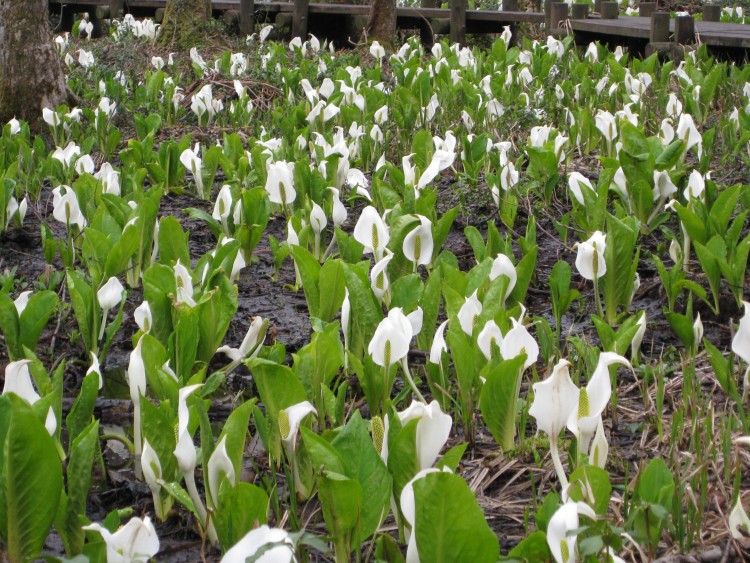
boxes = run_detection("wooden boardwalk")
[572,16,750,49]
[47,0,750,55]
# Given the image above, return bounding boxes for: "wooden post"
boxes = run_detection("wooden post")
[703,4,720,22]
[594,0,602,14]
[600,2,618,19]
[275,12,293,33]
[502,0,518,42]
[94,6,111,20]
[450,0,466,45]
[90,11,106,37]
[545,0,552,29]
[638,2,655,17]
[58,5,75,32]
[292,0,309,39]
[155,8,165,23]
[240,0,255,35]
[674,14,694,44]
[650,11,669,42]
[571,3,589,19]
[431,18,451,34]
[222,10,240,27]
[550,2,569,32]
[109,0,123,18]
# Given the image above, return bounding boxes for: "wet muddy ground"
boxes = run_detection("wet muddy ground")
[2,163,748,561]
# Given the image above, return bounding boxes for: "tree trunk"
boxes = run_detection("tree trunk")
[0,0,74,127]
[364,0,396,44]
[158,0,212,48]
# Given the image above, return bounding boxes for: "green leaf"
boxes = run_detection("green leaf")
[0,293,21,359]
[318,259,346,323]
[302,427,347,475]
[509,247,537,305]
[567,465,612,515]
[412,130,433,170]
[142,263,176,345]
[637,458,674,507]
[159,480,200,522]
[66,372,100,447]
[432,206,459,260]
[248,359,308,459]
[620,121,650,157]
[390,274,423,311]
[387,419,420,499]
[318,472,362,550]
[196,276,238,364]
[290,245,321,319]
[342,262,383,359]
[59,419,99,554]
[67,271,95,354]
[141,400,177,481]
[503,531,552,562]
[18,291,59,356]
[330,411,392,540]
[0,396,63,561]
[437,443,467,472]
[158,216,190,267]
[214,481,269,550]
[665,311,695,351]
[704,338,732,395]
[655,140,685,170]
[374,533,406,563]
[413,472,499,562]
[173,305,200,381]
[479,355,527,451]
[217,399,256,484]
[600,214,639,324]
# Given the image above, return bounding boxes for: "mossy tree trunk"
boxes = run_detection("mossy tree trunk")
[364,0,396,43]
[0,0,74,127]
[158,0,212,48]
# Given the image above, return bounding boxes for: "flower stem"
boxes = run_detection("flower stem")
[100,433,135,454]
[549,436,569,490]
[593,277,604,319]
[134,400,143,480]
[185,471,218,545]
[383,364,390,416]
[99,310,108,342]
[400,357,426,403]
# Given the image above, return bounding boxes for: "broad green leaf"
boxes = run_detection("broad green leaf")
[158,216,190,267]
[414,472,499,562]
[318,259,346,323]
[290,245,321,319]
[66,372,100,447]
[249,359,308,459]
[0,293,21,359]
[637,458,674,507]
[567,465,612,515]
[217,399,256,483]
[479,355,527,451]
[437,443,468,472]
[141,399,177,481]
[503,531,552,562]
[301,427,347,475]
[0,396,63,561]
[318,472,362,551]
[196,276,238,364]
[214,481,269,549]
[173,305,200,381]
[58,419,100,554]
[331,411,392,539]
